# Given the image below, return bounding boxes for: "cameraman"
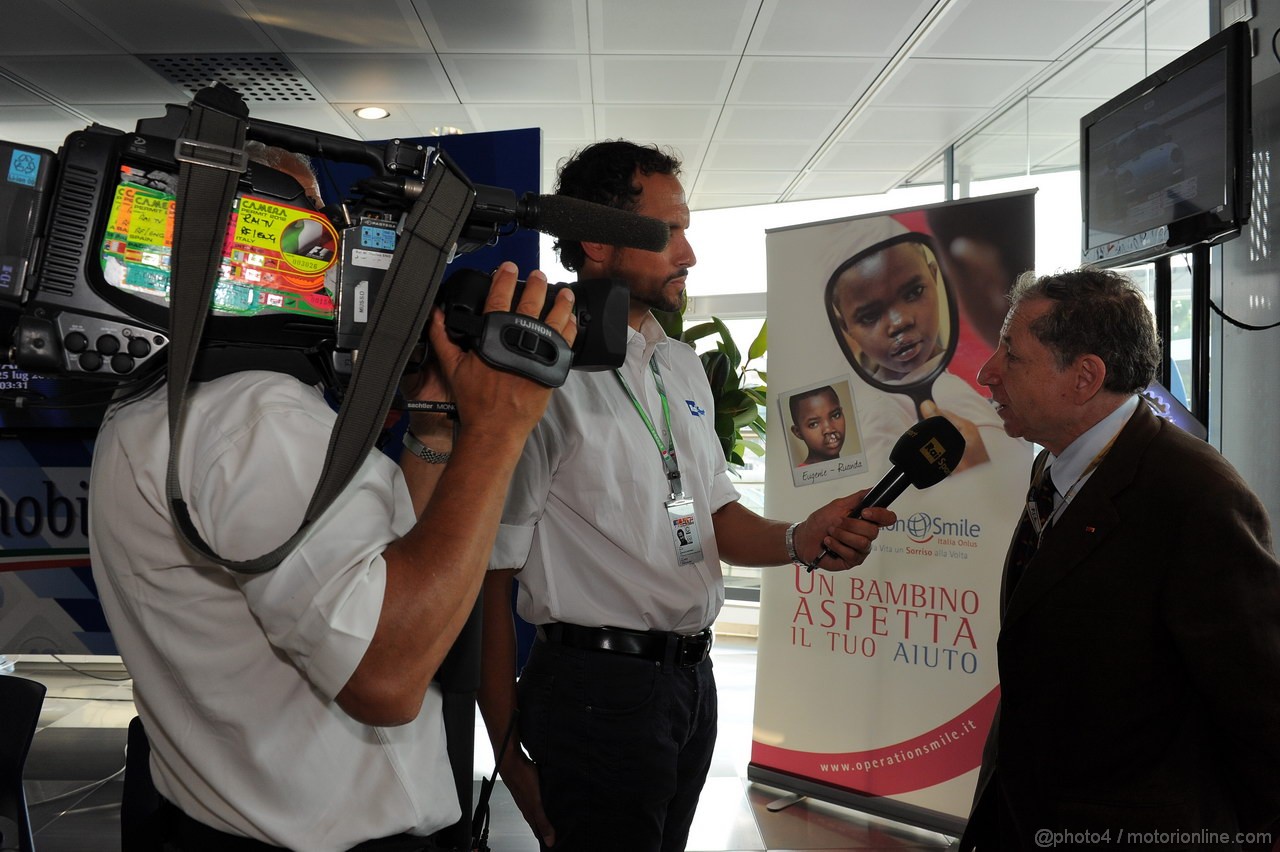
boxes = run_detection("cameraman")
[89,262,576,851]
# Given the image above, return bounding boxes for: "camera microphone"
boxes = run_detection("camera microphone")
[508,193,671,253]
[365,177,670,252]
[808,415,966,571]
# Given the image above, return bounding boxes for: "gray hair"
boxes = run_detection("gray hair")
[1009,267,1160,394]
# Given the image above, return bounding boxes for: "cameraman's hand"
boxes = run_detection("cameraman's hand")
[426,262,577,438]
[349,263,577,727]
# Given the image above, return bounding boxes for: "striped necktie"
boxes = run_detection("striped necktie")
[1007,464,1056,594]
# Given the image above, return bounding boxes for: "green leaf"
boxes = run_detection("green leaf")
[701,351,731,394]
[747,321,768,362]
[681,321,721,346]
[709,317,740,367]
[653,309,684,339]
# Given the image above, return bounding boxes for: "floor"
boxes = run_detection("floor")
[13,635,959,851]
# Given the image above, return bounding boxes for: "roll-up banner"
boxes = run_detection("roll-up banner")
[750,191,1036,833]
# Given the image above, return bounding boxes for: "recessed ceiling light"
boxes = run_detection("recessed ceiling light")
[353,106,390,120]
[431,126,464,136]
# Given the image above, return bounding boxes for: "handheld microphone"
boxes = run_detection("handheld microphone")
[808,415,966,572]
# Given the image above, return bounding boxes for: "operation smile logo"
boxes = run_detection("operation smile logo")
[888,511,981,546]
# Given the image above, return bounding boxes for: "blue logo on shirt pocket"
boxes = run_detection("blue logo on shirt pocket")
[685,400,706,416]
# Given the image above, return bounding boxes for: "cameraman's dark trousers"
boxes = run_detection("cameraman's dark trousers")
[155,798,440,851]
[519,623,717,852]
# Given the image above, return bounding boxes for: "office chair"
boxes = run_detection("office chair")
[0,674,47,852]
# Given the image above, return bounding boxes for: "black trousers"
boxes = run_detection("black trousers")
[156,798,441,851]
[517,636,717,852]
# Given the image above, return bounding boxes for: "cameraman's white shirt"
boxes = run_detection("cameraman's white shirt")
[89,371,458,851]
[489,315,741,633]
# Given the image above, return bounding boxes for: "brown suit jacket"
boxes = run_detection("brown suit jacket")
[961,402,1280,851]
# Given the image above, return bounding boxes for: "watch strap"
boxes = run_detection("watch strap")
[786,522,820,571]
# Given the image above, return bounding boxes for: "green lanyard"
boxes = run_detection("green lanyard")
[615,355,684,498]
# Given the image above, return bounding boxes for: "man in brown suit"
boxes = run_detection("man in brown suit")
[961,267,1280,851]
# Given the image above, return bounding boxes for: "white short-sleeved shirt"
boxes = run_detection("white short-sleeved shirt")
[88,371,458,851]
[489,315,741,634]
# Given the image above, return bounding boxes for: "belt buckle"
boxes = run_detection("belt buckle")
[676,630,710,667]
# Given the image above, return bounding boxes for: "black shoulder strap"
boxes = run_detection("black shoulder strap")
[164,84,475,574]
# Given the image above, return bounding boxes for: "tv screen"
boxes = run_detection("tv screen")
[1081,23,1251,268]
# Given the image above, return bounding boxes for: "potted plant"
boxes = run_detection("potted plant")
[654,310,767,467]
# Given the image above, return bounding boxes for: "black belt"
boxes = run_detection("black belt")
[539,622,713,668]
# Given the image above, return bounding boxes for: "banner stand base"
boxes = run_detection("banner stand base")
[765,792,805,813]
[747,763,966,838]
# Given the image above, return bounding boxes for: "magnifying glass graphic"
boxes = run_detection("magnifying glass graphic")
[824,231,958,420]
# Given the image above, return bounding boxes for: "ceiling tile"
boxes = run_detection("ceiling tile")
[694,170,795,195]
[748,0,935,56]
[974,95,1095,139]
[596,104,718,142]
[705,142,816,171]
[467,104,592,138]
[0,105,87,149]
[729,57,884,105]
[839,105,984,144]
[790,170,903,199]
[290,53,454,103]
[716,105,846,143]
[689,193,782,211]
[4,0,126,55]
[62,0,275,53]
[237,102,361,138]
[1027,97,1098,137]
[333,106,440,141]
[905,160,946,186]
[815,140,943,171]
[1032,137,1079,171]
[415,0,586,52]
[0,76,50,108]
[1098,0,1209,51]
[77,103,183,131]
[1030,47,1148,100]
[594,56,736,103]
[0,56,184,104]
[590,0,756,54]
[874,57,1049,108]
[443,55,589,102]
[955,133,1028,174]
[244,0,431,52]
[916,0,1125,60]
[393,103,477,135]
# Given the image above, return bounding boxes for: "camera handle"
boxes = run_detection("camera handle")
[163,84,476,575]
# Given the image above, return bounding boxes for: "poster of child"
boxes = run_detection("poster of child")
[777,377,867,488]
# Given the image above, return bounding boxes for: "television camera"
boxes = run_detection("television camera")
[0,85,662,404]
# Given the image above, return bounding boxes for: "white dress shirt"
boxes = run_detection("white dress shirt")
[89,371,458,851]
[1042,394,1140,523]
[489,314,741,633]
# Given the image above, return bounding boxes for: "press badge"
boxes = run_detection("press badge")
[666,497,704,566]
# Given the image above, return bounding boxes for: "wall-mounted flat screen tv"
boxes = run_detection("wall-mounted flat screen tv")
[1081,22,1251,268]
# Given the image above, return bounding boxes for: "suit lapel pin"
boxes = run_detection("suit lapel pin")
[1084,525,1096,533]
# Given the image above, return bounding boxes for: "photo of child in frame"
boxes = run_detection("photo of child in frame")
[778,378,867,488]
